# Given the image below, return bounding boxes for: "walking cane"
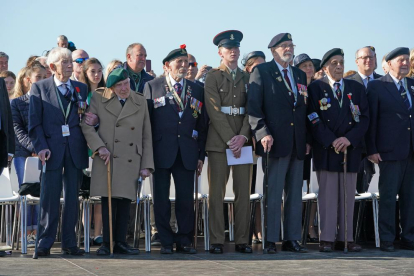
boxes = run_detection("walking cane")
[106,159,114,258]
[263,151,269,252]
[33,152,49,259]
[342,149,348,254]
[194,170,199,249]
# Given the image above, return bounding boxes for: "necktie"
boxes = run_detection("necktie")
[282,69,295,101]
[399,81,410,110]
[365,76,371,88]
[120,99,126,107]
[62,84,72,102]
[334,82,342,104]
[174,83,182,97]
[231,70,236,80]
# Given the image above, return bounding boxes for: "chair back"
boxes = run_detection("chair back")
[309,160,319,194]
[368,164,380,193]
[255,157,264,195]
[0,169,14,198]
[23,157,41,183]
[9,164,20,193]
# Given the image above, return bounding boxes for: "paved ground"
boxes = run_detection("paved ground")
[1,240,414,275]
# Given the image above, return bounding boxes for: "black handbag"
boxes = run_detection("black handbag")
[18,182,40,197]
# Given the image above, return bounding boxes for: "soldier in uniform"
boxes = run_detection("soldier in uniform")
[144,45,208,254]
[204,30,252,254]
[307,48,369,252]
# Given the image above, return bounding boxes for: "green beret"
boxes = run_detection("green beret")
[106,68,129,88]
[321,48,344,67]
[162,44,188,64]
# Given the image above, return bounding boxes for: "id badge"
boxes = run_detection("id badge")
[62,125,70,136]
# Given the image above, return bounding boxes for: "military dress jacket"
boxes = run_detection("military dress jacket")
[307,77,369,172]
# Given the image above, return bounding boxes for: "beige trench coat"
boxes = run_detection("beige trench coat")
[81,88,154,201]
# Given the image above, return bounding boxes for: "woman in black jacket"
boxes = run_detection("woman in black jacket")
[11,61,47,245]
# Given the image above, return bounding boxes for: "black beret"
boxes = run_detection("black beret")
[321,48,344,67]
[385,47,410,62]
[106,68,129,88]
[268,33,292,48]
[293,53,311,68]
[241,51,266,66]
[311,59,322,72]
[213,30,243,48]
[162,44,188,64]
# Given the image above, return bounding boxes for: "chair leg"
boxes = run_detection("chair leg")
[133,201,142,248]
[248,201,256,245]
[57,205,62,242]
[355,200,366,244]
[16,202,21,251]
[11,202,18,250]
[0,205,5,243]
[83,199,90,253]
[77,201,83,248]
[144,199,151,252]
[302,200,312,245]
[373,198,380,247]
[260,198,265,250]
[227,203,234,242]
[203,196,209,251]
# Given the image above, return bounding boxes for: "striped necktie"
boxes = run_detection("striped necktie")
[399,81,410,110]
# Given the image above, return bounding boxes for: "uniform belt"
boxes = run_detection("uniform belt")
[221,106,245,115]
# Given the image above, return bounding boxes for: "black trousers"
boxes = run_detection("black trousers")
[101,197,131,244]
[378,153,414,242]
[153,152,195,247]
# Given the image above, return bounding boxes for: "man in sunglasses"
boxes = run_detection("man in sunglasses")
[71,49,89,81]
[186,54,206,87]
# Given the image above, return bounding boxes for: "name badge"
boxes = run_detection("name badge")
[62,125,70,137]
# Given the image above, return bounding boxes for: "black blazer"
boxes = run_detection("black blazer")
[346,72,383,87]
[144,77,208,170]
[307,77,369,172]
[0,78,15,168]
[248,60,308,160]
[11,93,35,158]
[366,74,414,161]
[129,69,154,94]
[28,77,89,170]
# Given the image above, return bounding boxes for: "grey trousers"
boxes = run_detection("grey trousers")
[264,151,303,242]
[316,171,357,242]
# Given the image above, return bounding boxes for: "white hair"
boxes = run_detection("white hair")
[47,47,72,69]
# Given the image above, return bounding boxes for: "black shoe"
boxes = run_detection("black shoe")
[263,242,277,254]
[160,246,173,254]
[62,246,85,256]
[380,241,395,252]
[96,243,111,256]
[114,242,140,255]
[0,251,6,257]
[36,247,50,257]
[209,244,224,254]
[282,240,308,253]
[176,245,197,254]
[151,233,161,246]
[307,235,319,243]
[400,241,414,250]
[252,238,262,244]
[235,244,252,253]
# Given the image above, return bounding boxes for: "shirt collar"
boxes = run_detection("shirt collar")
[274,60,291,74]
[117,96,127,101]
[389,73,405,87]
[326,74,343,89]
[168,73,184,86]
[54,75,71,89]
[358,71,374,80]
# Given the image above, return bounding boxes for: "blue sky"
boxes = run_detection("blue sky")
[2,0,413,76]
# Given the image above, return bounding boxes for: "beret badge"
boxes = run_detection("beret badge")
[180,44,187,54]
[287,33,291,39]
[230,34,235,40]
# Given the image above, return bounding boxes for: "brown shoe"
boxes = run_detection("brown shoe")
[319,241,333,252]
[335,241,362,252]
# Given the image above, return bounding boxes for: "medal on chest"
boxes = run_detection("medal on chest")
[319,98,331,110]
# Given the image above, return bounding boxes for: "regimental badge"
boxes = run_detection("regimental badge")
[319,98,331,110]
[341,49,344,54]
[287,33,291,39]
[276,76,282,82]
[230,34,234,40]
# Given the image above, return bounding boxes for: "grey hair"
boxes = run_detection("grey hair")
[0,52,9,60]
[47,47,72,69]
[126,43,145,58]
[57,35,68,42]
[36,56,47,62]
[355,47,374,59]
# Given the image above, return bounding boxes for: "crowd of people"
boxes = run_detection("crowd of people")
[1,31,414,258]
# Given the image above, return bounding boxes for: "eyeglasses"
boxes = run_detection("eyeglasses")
[74,57,89,64]
[189,62,198,67]
[277,43,296,49]
[357,56,375,61]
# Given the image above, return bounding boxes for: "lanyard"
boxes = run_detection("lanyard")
[56,87,72,124]
[281,68,297,101]
[165,76,187,112]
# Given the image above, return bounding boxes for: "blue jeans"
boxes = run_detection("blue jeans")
[14,157,39,230]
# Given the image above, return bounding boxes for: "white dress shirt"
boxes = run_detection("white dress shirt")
[390,74,412,108]
[358,72,374,88]
[326,75,344,101]
[275,60,297,95]
[54,75,72,96]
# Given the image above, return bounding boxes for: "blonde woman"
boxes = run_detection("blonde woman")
[408,48,414,78]
[104,59,122,82]
[12,67,30,99]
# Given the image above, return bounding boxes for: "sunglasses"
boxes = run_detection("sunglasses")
[189,62,198,67]
[74,57,89,64]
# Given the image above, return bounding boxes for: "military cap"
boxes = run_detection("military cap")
[162,44,188,64]
[312,59,322,72]
[106,68,129,88]
[385,47,410,62]
[321,48,344,67]
[213,30,243,48]
[241,51,266,66]
[293,53,312,68]
[268,33,292,48]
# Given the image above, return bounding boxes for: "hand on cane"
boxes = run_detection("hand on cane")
[139,169,151,180]
[261,135,273,153]
[97,147,110,165]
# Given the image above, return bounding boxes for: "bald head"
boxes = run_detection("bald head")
[72,49,89,80]
[186,54,198,81]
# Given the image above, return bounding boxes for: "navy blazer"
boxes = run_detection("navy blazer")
[346,72,383,87]
[248,60,309,160]
[129,69,154,94]
[0,78,15,168]
[28,77,89,170]
[144,77,208,170]
[307,77,369,172]
[366,74,414,161]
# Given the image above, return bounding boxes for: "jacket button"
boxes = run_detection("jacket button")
[408,128,411,131]
[327,119,330,122]
[130,143,133,146]
[113,155,118,158]
[293,109,295,111]
[349,122,352,124]
[291,123,294,126]
[131,127,135,130]
[178,135,181,138]
[234,95,236,98]
[234,86,236,88]
[115,139,119,143]
[116,124,120,127]
[179,122,182,124]
[128,159,132,162]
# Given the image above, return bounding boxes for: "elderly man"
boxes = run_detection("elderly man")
[144,45,207,254]
[248,33,309,254]
[186,54,208,87]
[123,43,154,94]
[382,54,390,74]
[204,30,252,254]
[82,68,154,255]
[307,48,369,252]
[29,47,89,256]
[71,49,89,81]
[366,47,414,252]
[57,35,68,48]
[0,77,14,258]
[0,52,9,73]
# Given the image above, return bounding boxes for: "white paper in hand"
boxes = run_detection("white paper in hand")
[226,146,254,166]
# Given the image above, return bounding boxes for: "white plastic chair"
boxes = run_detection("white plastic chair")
[301,169,319,245]
[367,164,380,247]
[199,157,210,250]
